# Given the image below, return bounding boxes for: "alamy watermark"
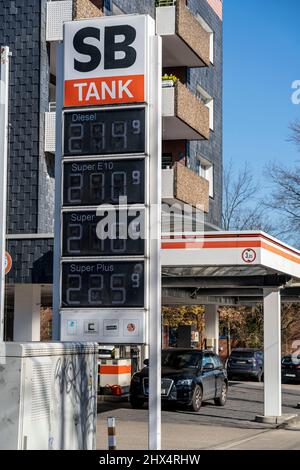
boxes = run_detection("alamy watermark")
[94,197,205,242]
[291,80,300,104]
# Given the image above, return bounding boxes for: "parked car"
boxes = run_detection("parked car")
[98,345,115,360]
[282,354,300,383]
[226,348,263,382]
[129,348,228,412]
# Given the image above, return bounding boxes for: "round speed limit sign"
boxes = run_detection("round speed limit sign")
[5,252,12,275]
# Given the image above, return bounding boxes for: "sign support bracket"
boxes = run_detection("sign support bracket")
[0,47,10,341]
[148,34,162,451]
[53,42,64,340]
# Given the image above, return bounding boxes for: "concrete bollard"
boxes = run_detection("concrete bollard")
[107,417,117,450]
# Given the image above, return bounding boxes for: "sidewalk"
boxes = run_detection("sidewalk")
[96,381,300,450]
[96,417,300,450]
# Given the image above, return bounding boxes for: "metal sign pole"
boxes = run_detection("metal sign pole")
[0,47,10,342]
[52,42,64,340]
[148,34,162,451]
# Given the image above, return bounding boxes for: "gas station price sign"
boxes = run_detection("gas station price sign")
[63,159,145,206]
[55,14,159,348]
[61,261,145,308]
[63,108,146,156]
[62,209,145,257]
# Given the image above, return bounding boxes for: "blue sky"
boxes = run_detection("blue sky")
[223,0,300,177]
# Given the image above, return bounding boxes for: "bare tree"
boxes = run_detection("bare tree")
[265,163,300,241]
[264,122,300,246]
[289,120,300,151]
[222,160,273,232]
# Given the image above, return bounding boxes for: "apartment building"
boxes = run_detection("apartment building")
[0,0,222,340]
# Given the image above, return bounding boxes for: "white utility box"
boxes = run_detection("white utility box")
[0,342,98,450]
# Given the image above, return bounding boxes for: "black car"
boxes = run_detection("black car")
[129,348,228,412]
[282,354,300,383]
[226,348,263,382]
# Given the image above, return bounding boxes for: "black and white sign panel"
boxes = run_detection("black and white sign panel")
[62,209,145,257]
[63,15,148,107]
[63,108,146,156]
[60,310,146,344]
[63,159,145,206]
[61,261,145,308]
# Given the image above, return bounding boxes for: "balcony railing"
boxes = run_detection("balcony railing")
[49,102,56,112]
[156,0,176,6]
[156,0,210,67]
[46,0,73,41]
[162,81,209,140]
[44,111,56,153]
[162,162,209,212]
[46,0,104,41]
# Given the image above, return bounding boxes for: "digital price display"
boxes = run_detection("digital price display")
[63,159,145,206]
[61,261,144,308]
[63,108,146,156]
[62,210,145,257]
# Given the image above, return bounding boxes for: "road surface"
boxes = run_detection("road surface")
[96,381,300,450]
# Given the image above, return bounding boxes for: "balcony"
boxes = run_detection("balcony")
[46,1,73,41]
[162,162,209,212]
[44,107,56,153]
[156,0,210,67]
[46,0,104,41]
[73,0,104,20]
[162,81,210,140]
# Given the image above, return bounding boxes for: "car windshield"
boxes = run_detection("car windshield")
[99,349,113,355]
[282,355,300,365]
[162,351,202,369]
[230,351,255,358]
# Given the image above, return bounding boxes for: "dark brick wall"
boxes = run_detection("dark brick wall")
[7,238,54,284]
[112,0,155,16]
[0,1,54,284]
[187,0,223,228]
[2,0,222,287]
[0,0,42,234]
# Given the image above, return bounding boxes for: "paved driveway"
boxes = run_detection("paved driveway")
[96,381,300,450]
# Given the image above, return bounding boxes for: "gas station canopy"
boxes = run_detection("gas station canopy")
[161,231,300,305]
[162,230,300,420]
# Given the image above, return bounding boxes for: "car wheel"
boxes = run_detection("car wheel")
[214,382,228,406]
[190,385,203,412]
[130,397,145,409]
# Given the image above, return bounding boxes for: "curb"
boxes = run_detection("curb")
[255,413,298,425]
[98,395,129,403]
[284,414,300,430]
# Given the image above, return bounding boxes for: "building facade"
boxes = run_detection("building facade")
[0,0,222,340]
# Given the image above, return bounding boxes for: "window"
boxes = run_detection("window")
[112,1,125,15]
[162,351,202,369]
[196,84,214,131]
[282,355,300,365]
[196,14,214,64]
[198,156,214,198]
[202,354,214,367]
[211,355,222,369]
[162,153,173,169]
[230,351,254,359]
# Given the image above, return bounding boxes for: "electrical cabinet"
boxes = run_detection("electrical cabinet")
[0,342,98,450]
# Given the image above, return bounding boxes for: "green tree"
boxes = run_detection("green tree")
[219,303,300,355]
[162,305,205,333]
